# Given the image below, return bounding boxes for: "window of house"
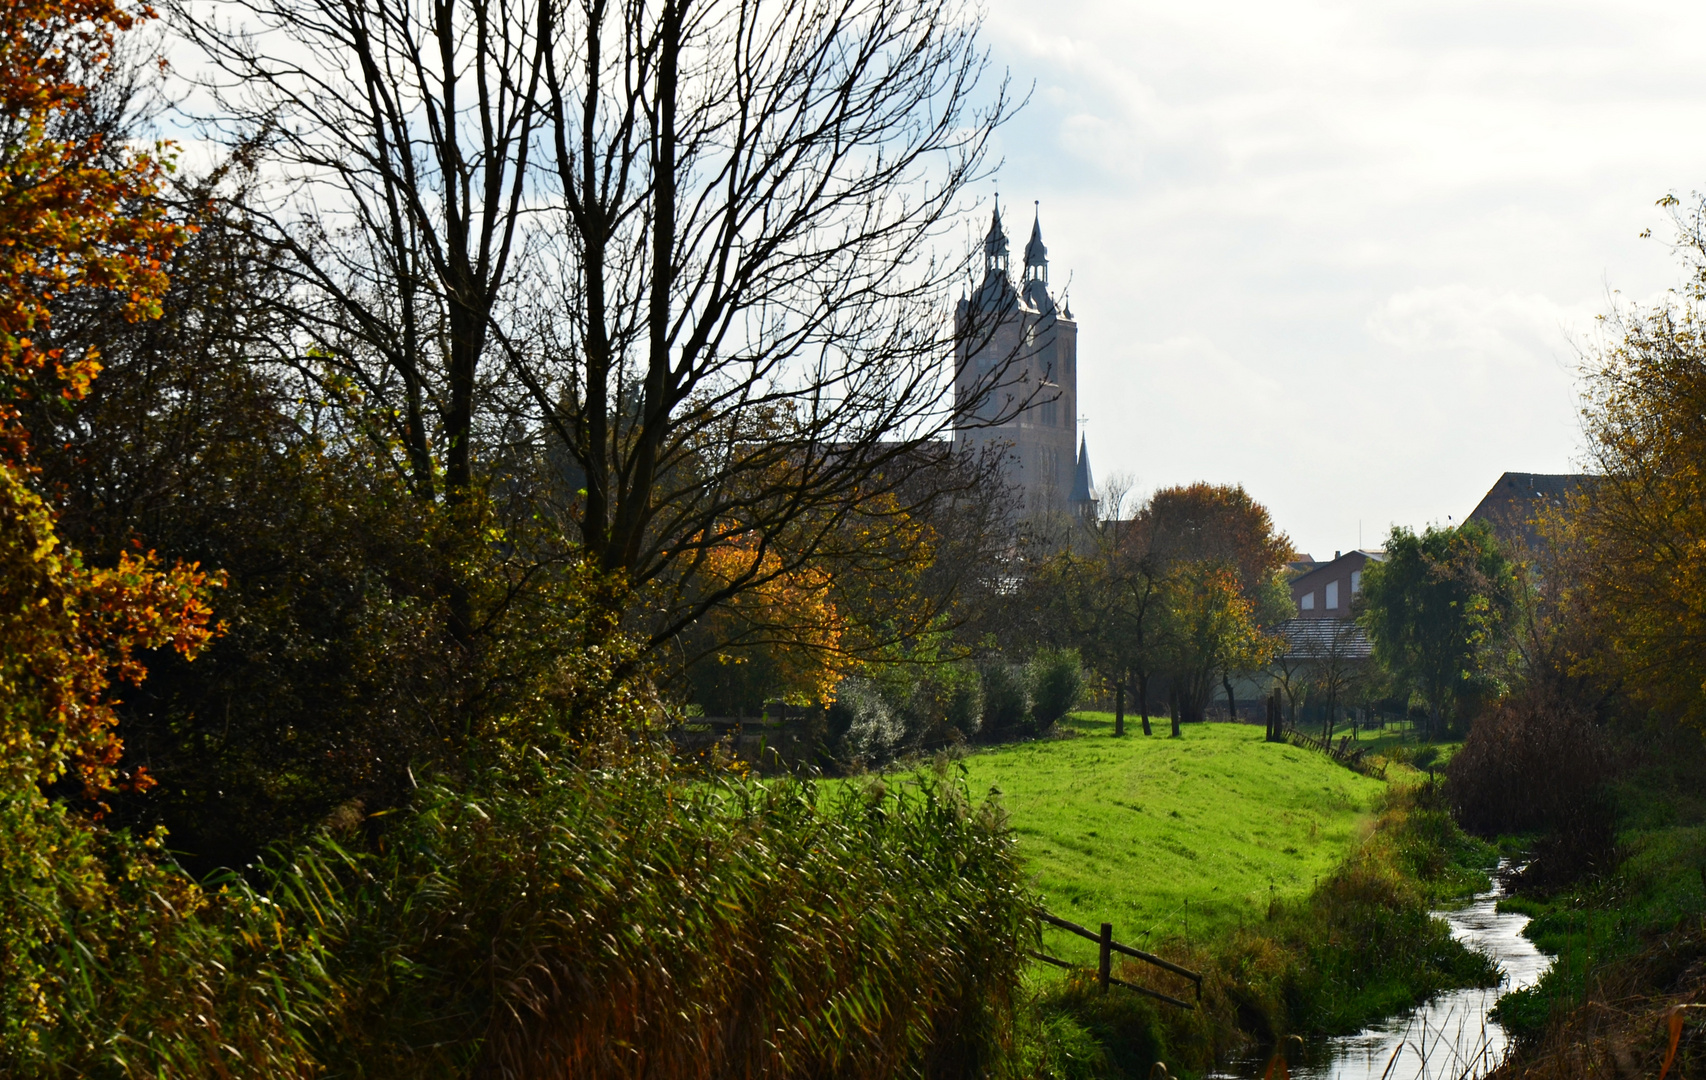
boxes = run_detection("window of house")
[1351,570,1362,594]
[1301,591,1315,611]
[1326,580,1339,609]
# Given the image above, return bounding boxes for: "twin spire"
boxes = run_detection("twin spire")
[982,196,1049,285]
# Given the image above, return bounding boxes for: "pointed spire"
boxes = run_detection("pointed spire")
[981,193,1009,282]
[1024,202,1047,268]
[1071,434,1096,506]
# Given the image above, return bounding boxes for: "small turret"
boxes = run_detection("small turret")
[1021,203,1054,313]
[1023,203,1048,283]
[968,196,1017,314]
[982,199,1009,282]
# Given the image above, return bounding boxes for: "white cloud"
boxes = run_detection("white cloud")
[983,0,1706,555]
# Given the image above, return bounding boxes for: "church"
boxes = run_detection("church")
[953,200,1098,523]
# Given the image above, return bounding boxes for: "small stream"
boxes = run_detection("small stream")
[1219,862,1551,1080]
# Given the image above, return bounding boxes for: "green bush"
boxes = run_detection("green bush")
[1031,649,1085,730]
[827,675,905,764]
[981,661,1033,740]
[945,669,985,740]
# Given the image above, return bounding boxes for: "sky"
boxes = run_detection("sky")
[978,0,1706,559]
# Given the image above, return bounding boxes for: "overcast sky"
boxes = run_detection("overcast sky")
[978,0,1706,558]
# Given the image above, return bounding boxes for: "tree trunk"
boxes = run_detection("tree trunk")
[1169,687,1181,738]
[1114,680,1125,737]
[1223,673,1237,723]
[1138,672,1152,736]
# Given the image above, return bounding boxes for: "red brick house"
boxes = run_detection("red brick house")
[1289,549,1383,620]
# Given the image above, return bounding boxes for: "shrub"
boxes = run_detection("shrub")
[1447,689,1617,892]
[0,795,333,1078]
[945,670,984,740]
[885,662,984,748]
[1446,689,1612,835]
[827,675,904,764]
[1031,648,1085,729]
[300,757,1035,1079]
[980,661,1033,740]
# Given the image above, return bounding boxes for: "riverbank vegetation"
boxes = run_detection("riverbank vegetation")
[1437,193,1706,1079]
[1023,773,1499,1079]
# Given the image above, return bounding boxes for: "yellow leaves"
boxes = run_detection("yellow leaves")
[696,534,851,706]
[1562,265,1706,729]
[0,0,208,806]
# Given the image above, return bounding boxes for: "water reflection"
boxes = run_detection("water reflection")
[1219,863,1550,1080]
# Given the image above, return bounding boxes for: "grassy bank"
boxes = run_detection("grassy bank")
[1026,780,1500,1079]
[923,717,1500,1077]
[958,716,1387,965]
[1486,733,1706,1078]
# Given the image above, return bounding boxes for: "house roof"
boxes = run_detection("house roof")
[1465,471,1592,551]
[1274,618,1373,661]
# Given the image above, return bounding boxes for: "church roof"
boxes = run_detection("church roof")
[1070,434,1095,504]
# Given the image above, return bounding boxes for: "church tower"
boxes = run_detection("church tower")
[954,202,1096,523]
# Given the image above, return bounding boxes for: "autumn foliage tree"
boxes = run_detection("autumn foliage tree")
[1140,482,1295,611]
[1551,196,1706,732]
[0,0,275,1066]
[1155,561,1276,731]
[0,0,216,799]
[685,535,851,711]
[1024,482,1288,735]
[1137,483,1290,726]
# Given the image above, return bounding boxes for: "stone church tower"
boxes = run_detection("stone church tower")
[954,201,1097,522]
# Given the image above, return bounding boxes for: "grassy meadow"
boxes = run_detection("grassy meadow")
[955,714,1389,968]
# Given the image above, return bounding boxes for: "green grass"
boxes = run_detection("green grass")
[956,714,1388,967]
[1489,741,1706,1038]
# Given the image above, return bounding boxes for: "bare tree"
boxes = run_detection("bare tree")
[170,0,1023,661]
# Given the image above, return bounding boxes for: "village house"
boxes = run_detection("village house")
[1288,549,1384,619]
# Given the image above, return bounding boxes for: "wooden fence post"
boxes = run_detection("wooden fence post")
[1099,923,1113,995]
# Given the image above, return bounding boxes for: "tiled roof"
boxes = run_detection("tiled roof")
[1274,618,1373,661]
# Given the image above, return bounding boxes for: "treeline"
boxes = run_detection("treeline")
[0,0,1056,1075]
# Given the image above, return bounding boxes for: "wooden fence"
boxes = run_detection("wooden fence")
[1032,910,1202,1009]
[667,705,824,772]
[1285,727,1387,779]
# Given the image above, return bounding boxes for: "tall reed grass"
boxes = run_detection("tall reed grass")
[5,755,1034,1078]
[293,757,1035,1079]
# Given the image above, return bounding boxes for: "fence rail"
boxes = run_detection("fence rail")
[1033,909,1202,1009]
[1285,727,1387,779]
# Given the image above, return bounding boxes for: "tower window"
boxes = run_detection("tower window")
[1041,398,1057,426]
